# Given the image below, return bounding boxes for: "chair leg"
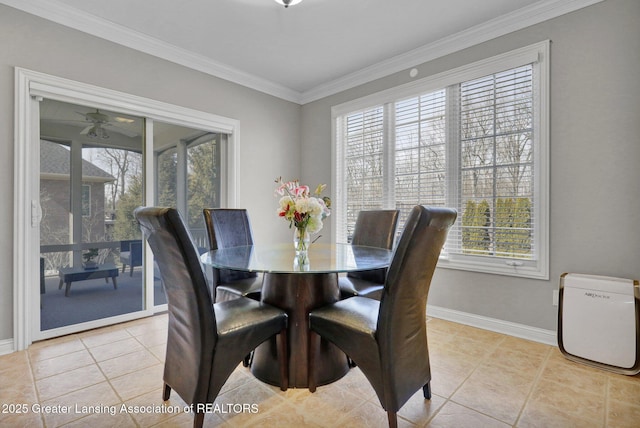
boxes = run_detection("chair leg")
[308,329,320,393]
[193,411,204,428]
[387,411,398,428]
[423,381,432,399]
[277,328,288,391]
[162,383,171,400]
[242,351,254,367]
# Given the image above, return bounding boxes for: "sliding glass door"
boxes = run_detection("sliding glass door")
[156,128,222,243]
[38,99,145,332]
[154,123,224,301]
[36,102,227,333]
[15,68,239,348]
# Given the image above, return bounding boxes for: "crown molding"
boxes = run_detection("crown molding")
[299,0,604,104]
[2,0,603,105]
[0,0,303,103]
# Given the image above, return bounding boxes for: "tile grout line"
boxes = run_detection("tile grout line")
[422,325,509,426]
[448,334,521,426]
[113,320,180,426]
[26,347,47,428]
[32,333,97,427]
[78,328,143,427]
[128,319,185,427]
[511,344,554,427]
[602,375,610,428]
[18,318,180,427]
[420,324,472,426]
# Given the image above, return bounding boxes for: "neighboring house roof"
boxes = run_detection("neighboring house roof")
[40,140,115,182]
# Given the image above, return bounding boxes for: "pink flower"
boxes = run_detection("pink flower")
[293,185,309,197]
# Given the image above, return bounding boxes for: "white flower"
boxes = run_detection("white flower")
[307,197,323,216]
[306,216,323,234]
[295,197,312,214]
[278,196,290,210]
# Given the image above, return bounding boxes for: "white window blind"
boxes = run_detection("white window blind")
[341,106,385,241]
[333,42,549,279]
[394,90,447,232]
[454,65,534,260]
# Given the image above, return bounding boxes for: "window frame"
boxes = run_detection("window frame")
[332,41,549,280]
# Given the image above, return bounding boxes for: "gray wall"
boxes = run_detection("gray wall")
[2,0,638,342]
[300,0,640,331]
[0,5,301,341]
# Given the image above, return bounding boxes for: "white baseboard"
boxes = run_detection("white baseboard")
[0,307,556,356]
[0,338,15,356]
[427,304,557,346]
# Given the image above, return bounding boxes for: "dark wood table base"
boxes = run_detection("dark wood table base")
[251,271,349,388]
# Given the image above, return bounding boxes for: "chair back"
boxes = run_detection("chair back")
[348,209,399,283]
[377,205,456,411]
[351,209,399,248]
[129,241,143,265]
[203,208,254,249]
[120,239,141,252]
[135,207,216,405]
[203,208,257,283]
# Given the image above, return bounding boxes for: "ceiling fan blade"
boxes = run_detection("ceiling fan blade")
[75,109,111,124]
[76,111,90,120]
[80,125,93,135]
[46,119,91,125]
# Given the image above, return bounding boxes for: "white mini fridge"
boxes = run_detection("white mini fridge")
[558,273,640,375]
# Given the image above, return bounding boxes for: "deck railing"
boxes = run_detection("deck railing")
[40,227,209,276]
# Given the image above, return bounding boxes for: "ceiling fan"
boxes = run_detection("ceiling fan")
[40,99,141,142]
[79,109,111,139]
[75,109,139,139]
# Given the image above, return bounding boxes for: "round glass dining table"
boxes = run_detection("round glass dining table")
[201,243,393,388]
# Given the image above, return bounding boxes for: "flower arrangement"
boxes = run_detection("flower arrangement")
[275,177,331,254]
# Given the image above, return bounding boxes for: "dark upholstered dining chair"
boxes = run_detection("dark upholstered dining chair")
[308,206,457,428]
[135,207,288,428]
[203,208,263,303]
[338,209,399,300]
[120,240,142,276]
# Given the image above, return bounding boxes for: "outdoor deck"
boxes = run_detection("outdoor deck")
[40,267,166,331]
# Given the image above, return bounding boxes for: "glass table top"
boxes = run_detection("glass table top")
[200,243,393,274]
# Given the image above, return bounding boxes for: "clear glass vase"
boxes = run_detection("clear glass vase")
[293,253,310,271]
[293,227,310,255]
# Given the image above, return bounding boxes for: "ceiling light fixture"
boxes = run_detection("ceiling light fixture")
[274,0,302,8]
[99,127,110,139]
[87,125,110,139]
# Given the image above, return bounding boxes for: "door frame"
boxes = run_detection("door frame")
[14,67,240,349]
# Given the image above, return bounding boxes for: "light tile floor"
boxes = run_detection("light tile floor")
[1,314,639,427]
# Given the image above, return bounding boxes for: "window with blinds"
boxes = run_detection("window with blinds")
[457,65,534,259]
[394,90,447,231]
[343,107,385,240]
[333,42,549,279]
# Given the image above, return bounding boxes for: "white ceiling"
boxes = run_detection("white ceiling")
[3,0,601,103]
